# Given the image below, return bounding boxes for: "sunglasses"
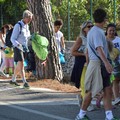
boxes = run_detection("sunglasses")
[86,25,94,28]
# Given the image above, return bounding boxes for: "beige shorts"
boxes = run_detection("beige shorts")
[85,60,103,98]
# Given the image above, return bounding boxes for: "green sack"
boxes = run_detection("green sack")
[31,33,49,60]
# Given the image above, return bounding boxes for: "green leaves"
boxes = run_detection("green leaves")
[0,0,27,27]
[51,0,120,40]
[1,0,120,39]
[0,0,5,3]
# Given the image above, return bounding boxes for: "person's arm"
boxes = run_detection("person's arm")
[85,48,89,65]
[0,33,5,45]
[11,24,21,47]
[96,46,113,73]
[61,36,65,50]
[71,37,85,56]
[0,33,6,50]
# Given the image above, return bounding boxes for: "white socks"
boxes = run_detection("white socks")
[78,109,87,118]
[105,110,113,120]
[78,109,113,119]
[12,75,26,83]
[22,78,27,83]
[12,75,16,82]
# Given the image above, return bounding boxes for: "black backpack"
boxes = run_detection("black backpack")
[5,22,22,48]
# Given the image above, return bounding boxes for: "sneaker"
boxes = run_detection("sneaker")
[87,104,95,111]
[113,97,120,105]
[10,80,20,86]
[0,71,8,78]
[23,82,30,88]
[105,117,120,120]
[75,115,90,120]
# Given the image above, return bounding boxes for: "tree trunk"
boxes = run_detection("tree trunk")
[26,0,63,81]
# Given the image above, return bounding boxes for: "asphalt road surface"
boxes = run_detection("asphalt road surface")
[0,81,120,120]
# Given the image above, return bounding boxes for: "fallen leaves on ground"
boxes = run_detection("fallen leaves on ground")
[28,79,79,93]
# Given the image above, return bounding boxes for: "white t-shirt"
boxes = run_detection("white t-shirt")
[112,36,120,62]
[112,36,120,50]
[87,26,108,60]
[55,30,63,52]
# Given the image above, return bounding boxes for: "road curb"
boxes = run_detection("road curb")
[0,79,11,83]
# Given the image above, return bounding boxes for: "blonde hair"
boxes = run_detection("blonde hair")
[107,40,113,53]
[80,20,92,37]
[23,10,33,19]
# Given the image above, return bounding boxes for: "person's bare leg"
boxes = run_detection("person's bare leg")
[12,61,23,82]
[103,86,112,110]
[103,86,114,119]
[81,92,92,110]
[20,61,27,83]
[0,58,6,72]
[5,67,9,74]
[76,92,92,119]
[11,67,14,75]
[112,78,120,99]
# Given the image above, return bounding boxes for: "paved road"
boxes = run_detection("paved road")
[0,80,120,120]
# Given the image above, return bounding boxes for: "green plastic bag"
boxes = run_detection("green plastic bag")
[31,33,49,60]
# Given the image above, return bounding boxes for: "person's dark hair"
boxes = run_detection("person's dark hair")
[105,23,117,36]
[93,8,106,23]
[54,19,63,26]
[0,26,7,34]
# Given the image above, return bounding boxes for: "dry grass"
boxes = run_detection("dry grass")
[28,79,79,93]
[0,73,79,93]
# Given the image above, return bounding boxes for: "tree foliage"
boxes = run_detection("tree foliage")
[1,0,120,39]
[0,0,27,27]
[51,0,120,40]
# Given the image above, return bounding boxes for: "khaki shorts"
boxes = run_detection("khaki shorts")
[85,60,103,98]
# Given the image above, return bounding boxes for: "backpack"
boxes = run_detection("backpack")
[5,22,22,48]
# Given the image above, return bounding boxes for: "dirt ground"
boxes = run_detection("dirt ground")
[1,75,79,93]
[28,79,79,93]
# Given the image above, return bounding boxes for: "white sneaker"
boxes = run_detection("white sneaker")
[87,104,95,111]
[76,94,83,107]
[113,97,120,105]
[0,71,8,78]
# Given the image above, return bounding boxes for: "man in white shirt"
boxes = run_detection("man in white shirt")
[10,10,33,88]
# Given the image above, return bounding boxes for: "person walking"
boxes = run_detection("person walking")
[10,10,33,88]
[0,25,8,77]
[106,23,120,105]
[75,8,116,120]
[71,21,93,89]
[70,21,95,111]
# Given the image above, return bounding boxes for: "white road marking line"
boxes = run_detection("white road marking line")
[1,99,78,105]
[0,87,16,91]
[0,101,72,120]
[30,87,57,92]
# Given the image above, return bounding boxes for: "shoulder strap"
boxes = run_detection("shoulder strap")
[89,42,111,63]
[89,42,101,60]
[17,22,22,34]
